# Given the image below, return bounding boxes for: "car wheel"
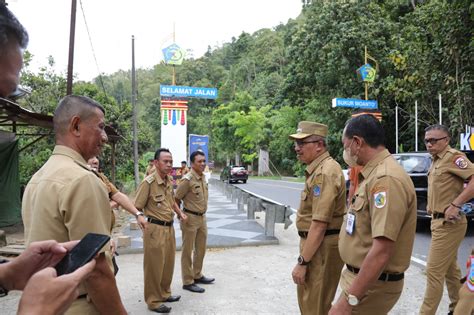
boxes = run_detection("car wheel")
[243,180,247,184]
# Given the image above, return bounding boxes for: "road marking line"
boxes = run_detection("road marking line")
[410,256,427,267]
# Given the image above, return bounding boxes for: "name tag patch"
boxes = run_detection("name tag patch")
[346,213,355,235]
[374,191,386,208]
[313,185,321,197]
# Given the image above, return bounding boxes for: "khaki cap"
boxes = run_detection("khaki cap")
[289,121,328,140]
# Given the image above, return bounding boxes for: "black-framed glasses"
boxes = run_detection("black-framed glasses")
[294,140,320,147]
[424,137,447,145]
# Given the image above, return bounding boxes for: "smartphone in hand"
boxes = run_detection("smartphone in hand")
[55,233,110,276]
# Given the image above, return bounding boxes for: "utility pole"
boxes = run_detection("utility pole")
[131,35,139,189]
[172,22,176,85]
[66,0,77,95]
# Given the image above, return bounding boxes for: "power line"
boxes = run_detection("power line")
[79,0,108,98]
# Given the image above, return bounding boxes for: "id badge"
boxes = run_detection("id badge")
[346,212,355,235]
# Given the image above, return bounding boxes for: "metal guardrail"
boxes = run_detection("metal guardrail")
[210,178,295,237]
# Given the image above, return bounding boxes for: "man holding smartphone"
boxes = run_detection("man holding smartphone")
[22,94,127,315]
[135,148,188,314]
[0,4,106,314]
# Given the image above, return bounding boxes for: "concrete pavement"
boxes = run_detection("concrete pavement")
[0,182,452,314]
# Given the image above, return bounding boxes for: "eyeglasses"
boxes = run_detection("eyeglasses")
[423,136,447,145]
[294,140,320,147]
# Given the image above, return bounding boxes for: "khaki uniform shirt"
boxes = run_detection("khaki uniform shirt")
[296,151,346,231]
[339,149,417,273]
[135,171,175,222]
[95,171,119,198]
[428,146,474,214]
[175,169,208,213]
[22,145,111,245]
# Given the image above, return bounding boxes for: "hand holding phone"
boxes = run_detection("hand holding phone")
[55,233,110,276]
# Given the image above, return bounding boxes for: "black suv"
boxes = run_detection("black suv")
[393,151,474,221]
[220,165,248,184]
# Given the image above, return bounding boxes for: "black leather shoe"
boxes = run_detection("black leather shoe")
[151,304,171,313]
[182,283,205,293]
[166,295,181,302]
[194,276,215,284]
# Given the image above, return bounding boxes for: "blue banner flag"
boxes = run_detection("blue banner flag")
[332,98,378,109]
[189,134,209,162]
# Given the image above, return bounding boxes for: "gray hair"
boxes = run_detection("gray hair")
[53,95,105,135]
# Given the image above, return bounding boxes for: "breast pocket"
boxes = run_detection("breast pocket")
[350,195,365,213]
[153,195,165,207]
[192,185,202,197]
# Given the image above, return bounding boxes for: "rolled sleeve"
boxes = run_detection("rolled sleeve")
[175,179,190,200]
[134,181,150,210]
[370,177,406,242]
[311,172,338,223]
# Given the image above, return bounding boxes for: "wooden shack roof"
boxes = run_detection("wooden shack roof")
[0,97,122,142]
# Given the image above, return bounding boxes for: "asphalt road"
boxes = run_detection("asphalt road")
[233,177,474,269]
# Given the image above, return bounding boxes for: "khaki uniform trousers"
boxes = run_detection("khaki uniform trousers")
[143,223,176,310]
[420,218,467,315]
[453,284,474,315]
[297,234,343,315]
[180,213,207,285]
[340,268,404,315]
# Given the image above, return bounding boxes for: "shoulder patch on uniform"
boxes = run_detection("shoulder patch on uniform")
[313,185,321,197]
[183,173,192,180]
[145,174,155,184]
[454,156,468,169]
[373,191,387,208]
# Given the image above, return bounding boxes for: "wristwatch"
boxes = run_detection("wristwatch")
[344,290,359,306]
[135,211,144,219]
[297,255,310,266]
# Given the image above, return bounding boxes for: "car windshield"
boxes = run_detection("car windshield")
[232,167,245,171]
[394,155,431,173]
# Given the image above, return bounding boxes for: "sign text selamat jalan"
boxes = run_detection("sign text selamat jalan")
[160,85,218,99]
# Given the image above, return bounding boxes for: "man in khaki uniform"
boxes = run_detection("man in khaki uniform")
[88,156,147,231]
[145,159,155,176]
[289,121,346,315]
[22,95,127,315]
[176,151,215,294]
[135,148,188,314]
[329,114,417,314]
[419,124,474,315]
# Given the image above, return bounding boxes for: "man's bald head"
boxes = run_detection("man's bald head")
[53,95,105,136]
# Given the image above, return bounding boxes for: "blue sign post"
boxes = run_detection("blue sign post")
[188,134,209,162]
[160,85,218,99]
[332,98,378,109]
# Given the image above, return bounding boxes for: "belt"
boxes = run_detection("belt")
[147,217,174,226]
[298,229,340,239]
[184,208,205,216]
[432,212,445,219]
[346,264,404,282]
